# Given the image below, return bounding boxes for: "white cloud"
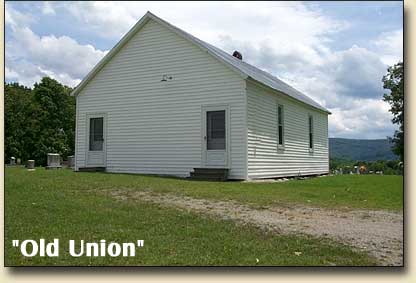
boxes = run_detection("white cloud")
[5,3,35,28]
[6,4,107,87]
[372,29,403,65]
[275,44,396,140]
[329,99,396,139]
[63,1,347,66]
[5,66,19,80]
[8,26,107,79]
[326,46,387,99]
[5,60,44,87]
[42,2,56,15]
[5,1,401,139]
[64,1,141,38]
[265,44,389,109]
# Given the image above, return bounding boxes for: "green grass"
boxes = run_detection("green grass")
[6,167,403,211]
[5,167,379,266]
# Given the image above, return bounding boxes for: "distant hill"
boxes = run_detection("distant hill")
[329,138,398,161]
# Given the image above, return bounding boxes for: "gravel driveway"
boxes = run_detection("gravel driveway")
[105,189,403,266]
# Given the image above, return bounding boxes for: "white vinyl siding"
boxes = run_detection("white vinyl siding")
[75,19,246,179]
[247,79,329,179]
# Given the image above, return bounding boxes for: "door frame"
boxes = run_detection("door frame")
[201,104,230,168]
[85,112,107,167]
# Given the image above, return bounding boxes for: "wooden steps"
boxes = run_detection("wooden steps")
[78,167,106,172]
[189,168,229,181]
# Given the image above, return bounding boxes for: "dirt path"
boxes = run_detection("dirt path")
[105,189,403,266]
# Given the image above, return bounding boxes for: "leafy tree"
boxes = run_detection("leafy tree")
[5,77,75,166]
[382,62,404,161]
[372,161,384,172]
[31,77,75,165]
[5,83,33,161]
[330,157,352,170]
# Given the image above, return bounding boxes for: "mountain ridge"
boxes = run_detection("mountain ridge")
[329,138,398,161]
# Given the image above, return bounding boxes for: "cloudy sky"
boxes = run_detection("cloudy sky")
[5,1,403,139]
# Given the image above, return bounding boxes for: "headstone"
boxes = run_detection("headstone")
[68,155,75,168]
[46,153,62,169]
[27,160,35,170]
[10,157,16,166]
[339,168,343,175]
[16,158,21,165]
[354,166,359,174]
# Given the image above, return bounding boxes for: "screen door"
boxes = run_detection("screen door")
[86,114,106,167]
[202,106,228,167]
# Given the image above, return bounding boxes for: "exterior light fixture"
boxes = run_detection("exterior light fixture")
[161,75,173,82]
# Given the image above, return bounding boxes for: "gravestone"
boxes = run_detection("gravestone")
[10,157,16,166]
[46,153,62,169]
[68,155,75,169]
[27,160,35,170]
[16,158,21,165]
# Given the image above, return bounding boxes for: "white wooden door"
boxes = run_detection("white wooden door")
[202,105,229,167]
[86,113,106,167]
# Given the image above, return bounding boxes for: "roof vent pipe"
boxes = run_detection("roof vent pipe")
[232,51,243,60]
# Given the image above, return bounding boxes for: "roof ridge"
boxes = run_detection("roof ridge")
[147,12,329,113]
[73,11,330,114]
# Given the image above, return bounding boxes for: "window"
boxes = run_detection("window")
[308,115,313,150]
[207,110,225,150]
[277,104,284,146]
[89,117,104,151]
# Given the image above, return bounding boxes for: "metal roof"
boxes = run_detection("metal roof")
[152,12,330,114]
[72,12,330,114]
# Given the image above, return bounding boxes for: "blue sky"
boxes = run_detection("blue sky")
[5,1,403,139]
[305,1,403,50]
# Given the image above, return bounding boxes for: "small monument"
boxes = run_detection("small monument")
[27,160,35,170]
[354,165,359,174]
[16,158,21,165]
[46,153,62,169]
[10,157,16,166]
[68,155,75,169]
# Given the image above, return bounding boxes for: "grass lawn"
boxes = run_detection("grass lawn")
[7,167,403,211]
[5,167,381,266]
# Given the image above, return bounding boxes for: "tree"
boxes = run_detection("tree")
[31,77,75,165]
[5,83,34,162]
[5,77,75,166]
[382,62,404,161]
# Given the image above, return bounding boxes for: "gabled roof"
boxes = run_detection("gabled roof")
[72,11,330,114]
